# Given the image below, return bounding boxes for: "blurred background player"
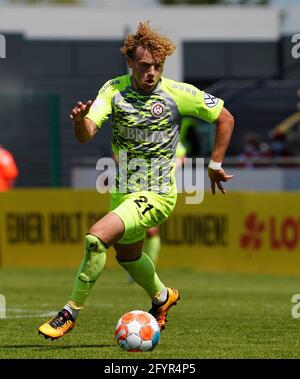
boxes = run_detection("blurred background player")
[38,21,234,340]
[0,145,19,191]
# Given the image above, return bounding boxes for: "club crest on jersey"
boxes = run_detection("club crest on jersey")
[151,102,165,118]
[204,93,219,108]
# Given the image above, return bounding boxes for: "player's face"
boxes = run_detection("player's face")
[127,46,164,92]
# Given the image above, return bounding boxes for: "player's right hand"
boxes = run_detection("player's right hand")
[69,100,93,121]
[208,167,234,195]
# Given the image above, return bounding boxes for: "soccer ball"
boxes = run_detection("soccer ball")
[114,310,160,352]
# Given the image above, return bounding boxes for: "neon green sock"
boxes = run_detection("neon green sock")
[118,252,165,299]
[70,234,107,307]
[144,235,161,267]
[70,253,106,307]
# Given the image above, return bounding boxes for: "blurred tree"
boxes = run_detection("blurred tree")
[8,0,269,3]
[9,0,80,4]
[160,0,269,4]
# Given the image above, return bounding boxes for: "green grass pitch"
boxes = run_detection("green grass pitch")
[1,267,300,359]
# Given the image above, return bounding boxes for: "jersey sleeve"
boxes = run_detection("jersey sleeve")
[170,82,224,123]
[86,80,114,128]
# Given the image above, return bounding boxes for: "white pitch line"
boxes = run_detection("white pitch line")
[5,309,57,319]
[6,308,50,313]
[7,313,56,319]
[3,303,114,319]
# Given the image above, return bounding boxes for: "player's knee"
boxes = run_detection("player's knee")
[84,233,107,255]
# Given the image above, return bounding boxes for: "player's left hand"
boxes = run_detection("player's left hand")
[208,167,234,195]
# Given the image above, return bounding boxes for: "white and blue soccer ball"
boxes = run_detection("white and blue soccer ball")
[114,310,160,352]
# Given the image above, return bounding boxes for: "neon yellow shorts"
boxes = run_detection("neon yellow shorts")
[109,190,177,244]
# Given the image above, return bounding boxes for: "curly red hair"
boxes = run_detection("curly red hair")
[120,21,176,62]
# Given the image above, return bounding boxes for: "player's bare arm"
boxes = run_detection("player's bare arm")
[70,100,98,143]
[175,155,186,170]
[208,107,235,195]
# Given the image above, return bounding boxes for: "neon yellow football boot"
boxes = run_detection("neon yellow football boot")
[149,287,180,331]
[38,310,75,340]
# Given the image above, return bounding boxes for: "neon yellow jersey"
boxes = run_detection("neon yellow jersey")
[87,74,223,194]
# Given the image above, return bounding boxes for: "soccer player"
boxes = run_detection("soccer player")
[38,21,234,340]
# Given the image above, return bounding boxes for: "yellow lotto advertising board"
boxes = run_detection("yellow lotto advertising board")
[0,189,300,275]
[160,192,300,274]
[0,190,109,268]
